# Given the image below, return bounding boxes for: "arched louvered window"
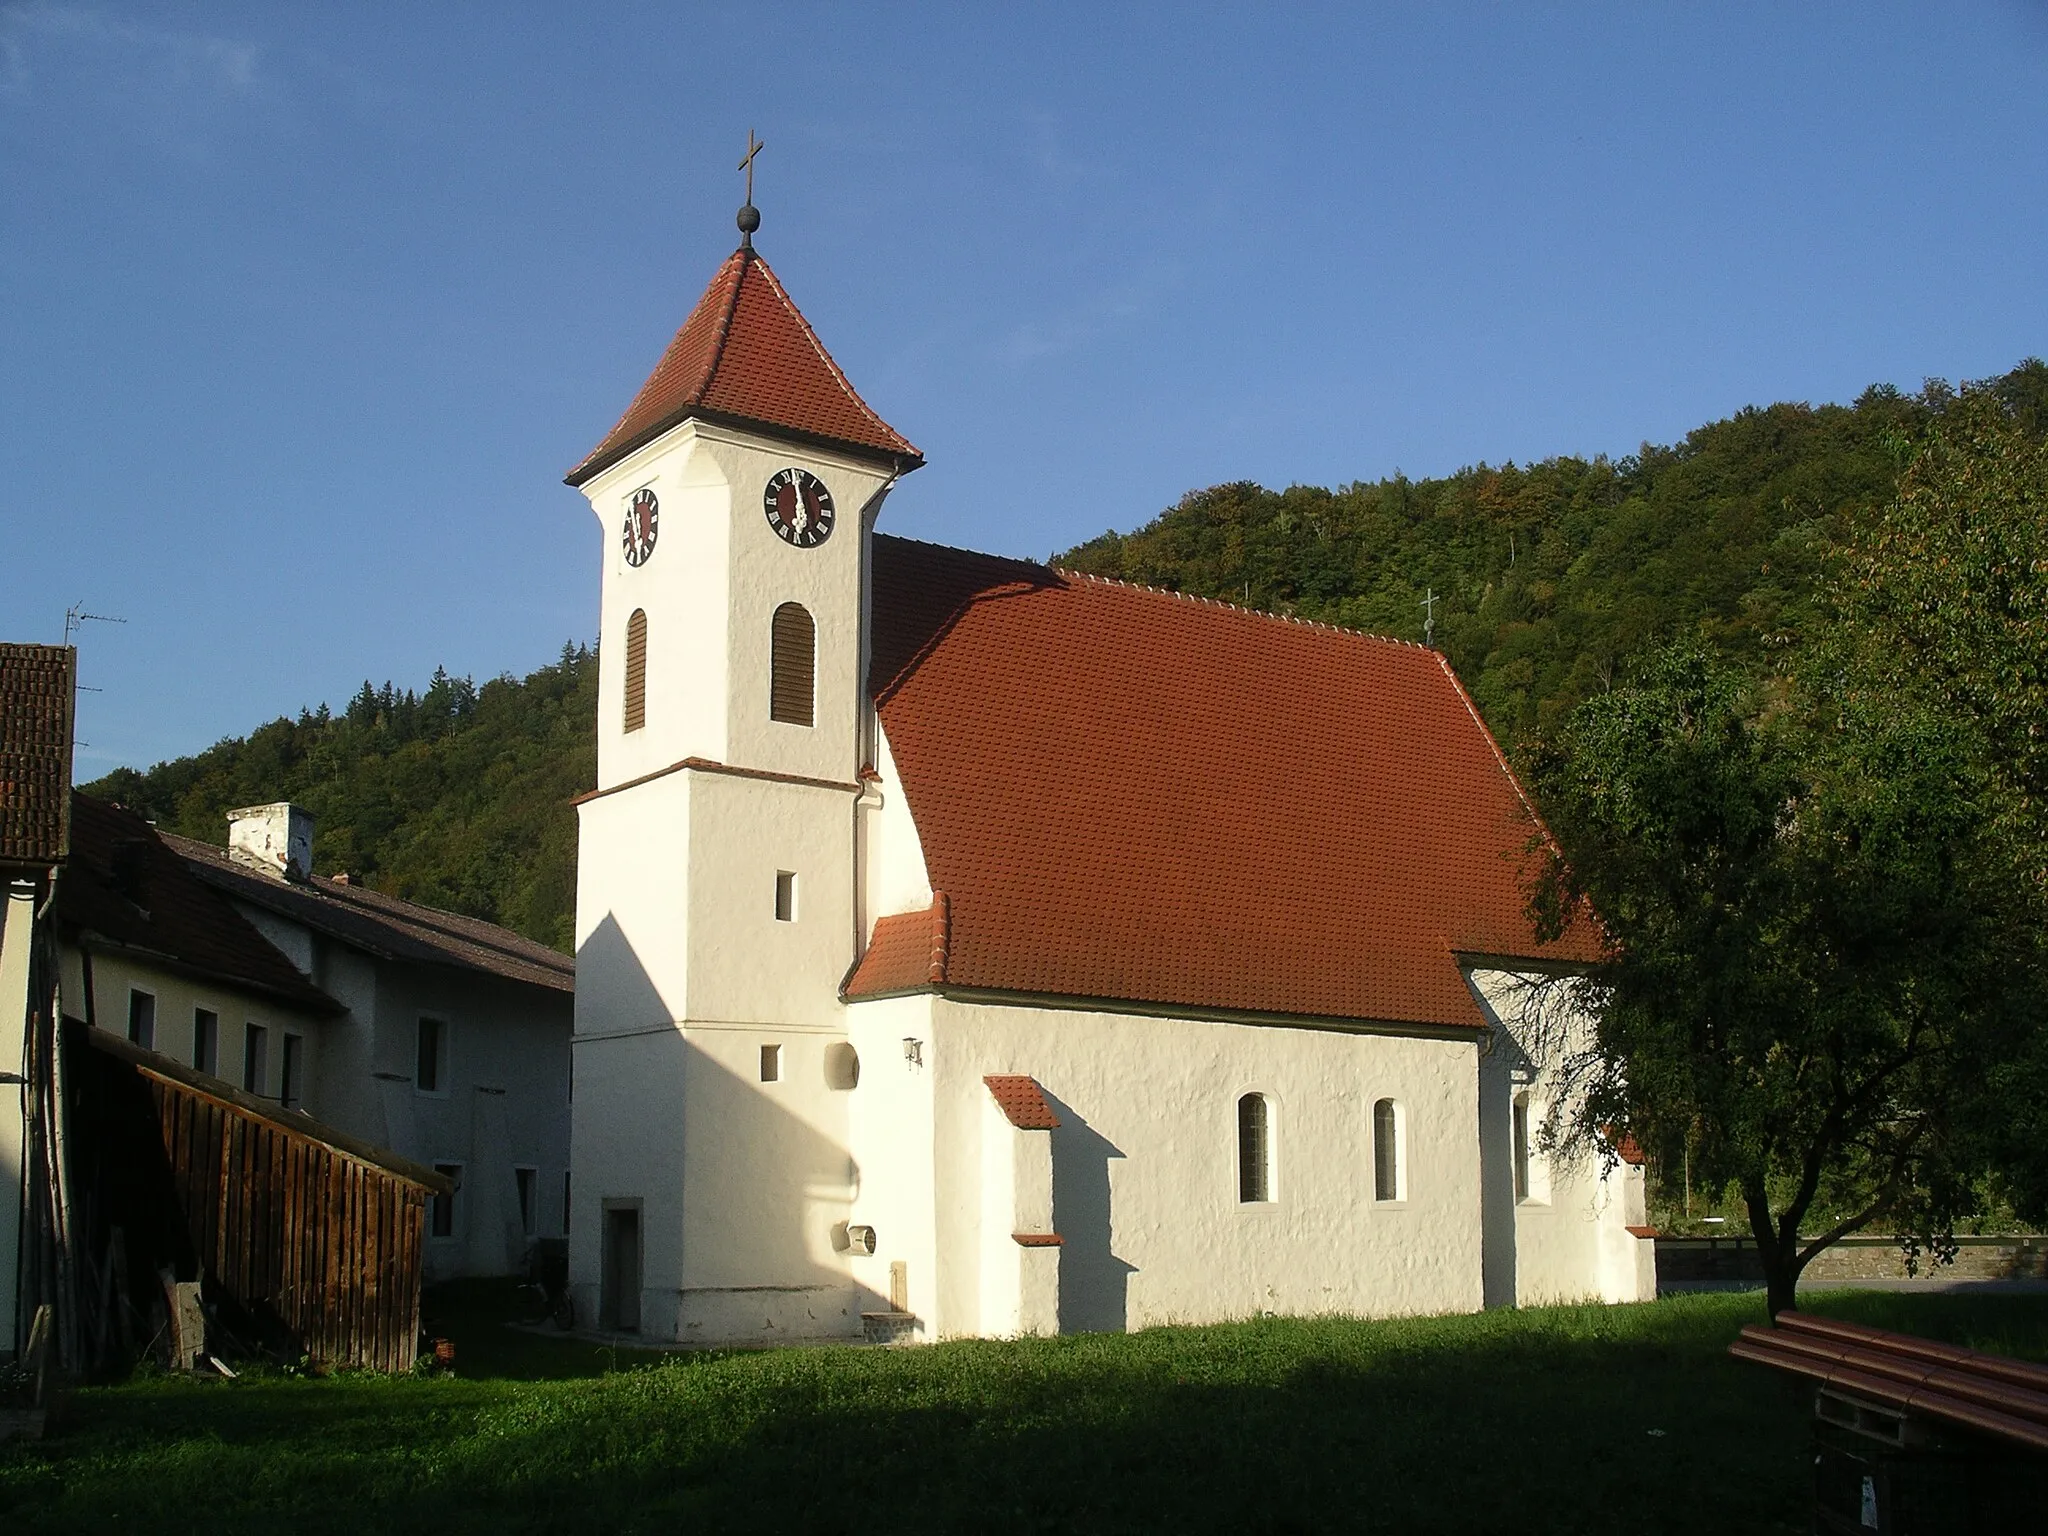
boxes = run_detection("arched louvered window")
[1237,1093,1271,1204]
[1373,1098,1402,1202]
[623,608,648,733]
[770,602,815,726]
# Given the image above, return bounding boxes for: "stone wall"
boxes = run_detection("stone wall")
[1656,1234,2048,1286]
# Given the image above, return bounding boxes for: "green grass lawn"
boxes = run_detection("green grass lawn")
[4,1287,2045,1534]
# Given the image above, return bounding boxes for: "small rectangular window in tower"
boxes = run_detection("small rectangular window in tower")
[760,1043,782,1083]
[127,989,155,1050]
[562,1171,572,1236]
[243,1024,269,1096]
[192,1008,218,1075]
[775,870,797,922]
[623,608,648,733]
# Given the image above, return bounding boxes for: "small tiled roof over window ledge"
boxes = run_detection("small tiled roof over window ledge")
[984,1074,1060,1130]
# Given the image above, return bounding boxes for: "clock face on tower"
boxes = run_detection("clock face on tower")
[763,468,835,549]
[622,488,659,567]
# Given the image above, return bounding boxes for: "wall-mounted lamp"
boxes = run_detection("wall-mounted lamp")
[901,1037,923,1068]
[846,1224,877,1255]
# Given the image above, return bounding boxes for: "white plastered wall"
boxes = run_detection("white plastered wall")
[977,1093,1058,1338]
[844,994,938,1334]
[0,883,35,1356]
[575,421,896,796]
[915,998,1485,1338]
[61,944,328,1105]
[1468,967,1654,1305]
[862,724,931,925]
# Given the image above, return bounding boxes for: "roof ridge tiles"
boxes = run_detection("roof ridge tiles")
[1048,564,1430,650]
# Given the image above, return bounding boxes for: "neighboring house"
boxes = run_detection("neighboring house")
[170,805,574,1280]
[1,643,75,1359]
[563,216,1654,1346]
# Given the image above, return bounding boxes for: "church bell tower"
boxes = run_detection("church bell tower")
[563,173,922,1339]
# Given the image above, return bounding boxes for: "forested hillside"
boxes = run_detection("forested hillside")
[85,362,2047,952]
[1061,364,2045,746]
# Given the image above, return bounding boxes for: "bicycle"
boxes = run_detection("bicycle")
[513,1238,576,1330]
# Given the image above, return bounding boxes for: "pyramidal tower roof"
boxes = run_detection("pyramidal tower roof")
[566,243,923,487]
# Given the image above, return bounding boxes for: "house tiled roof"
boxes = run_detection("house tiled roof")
[0,644,75,869]
[57,795,340,1014]
[566,245,922,487]
[167,833,574,995]
[849,536,1600,1030]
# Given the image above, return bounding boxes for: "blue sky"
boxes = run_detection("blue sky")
[4,3,2045,776]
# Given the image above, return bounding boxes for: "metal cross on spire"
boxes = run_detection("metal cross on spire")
[736,129,765,246]
[1419,587,1439,649]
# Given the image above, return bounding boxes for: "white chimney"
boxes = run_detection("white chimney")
[226,803,315,882]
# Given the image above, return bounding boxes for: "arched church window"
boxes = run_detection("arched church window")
[1237,1093,1271,1203]
[1513,1093,1539,1202]
[623,608,648,733]
[1373,1098,1403,1202]
[770,602,815,726]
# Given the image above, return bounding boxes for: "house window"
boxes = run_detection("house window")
[623,608,648,733]
[243,1024,269,1096]
[127,989,155,1050]
[192,1008,218,1075]
[417,1017,448,1095]
[1237,1093,1272,1204]
[769,602,815,726]
[774,870,797,922]
[515,1166,538,1239]
[562,1171,572,1236]
[280,1034,304,1110]
[760,1043,782,1083]
[1373,1098,1403,1202]
[431,1163,462,1240]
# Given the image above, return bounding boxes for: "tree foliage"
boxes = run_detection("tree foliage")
[1522,371,2048,1310]
[1525,644,2041,1313]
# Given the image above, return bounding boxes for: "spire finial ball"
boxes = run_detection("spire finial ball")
[737,203,761,242]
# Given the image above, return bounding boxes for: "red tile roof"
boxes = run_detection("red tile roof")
[56,795,341,1015]
[566,246,922,486]
[848,537,1601,1030]
[844,893,949,998]
[984,1074,1060,1130]
[0,644,75,869]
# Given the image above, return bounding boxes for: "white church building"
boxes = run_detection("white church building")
[563,207,1654,1345]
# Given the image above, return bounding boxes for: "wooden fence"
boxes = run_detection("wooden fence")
[79,1028,450,1373]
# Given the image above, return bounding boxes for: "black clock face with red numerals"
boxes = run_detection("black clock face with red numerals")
[763,468,835,549]
[622,488,658,567]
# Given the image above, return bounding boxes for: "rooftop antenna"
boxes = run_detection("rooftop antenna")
[1419,587,1439,649]
[737,128,765,248]
[64,600,125,648]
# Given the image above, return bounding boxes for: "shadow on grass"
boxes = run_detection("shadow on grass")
[5,1290,2044,1536]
